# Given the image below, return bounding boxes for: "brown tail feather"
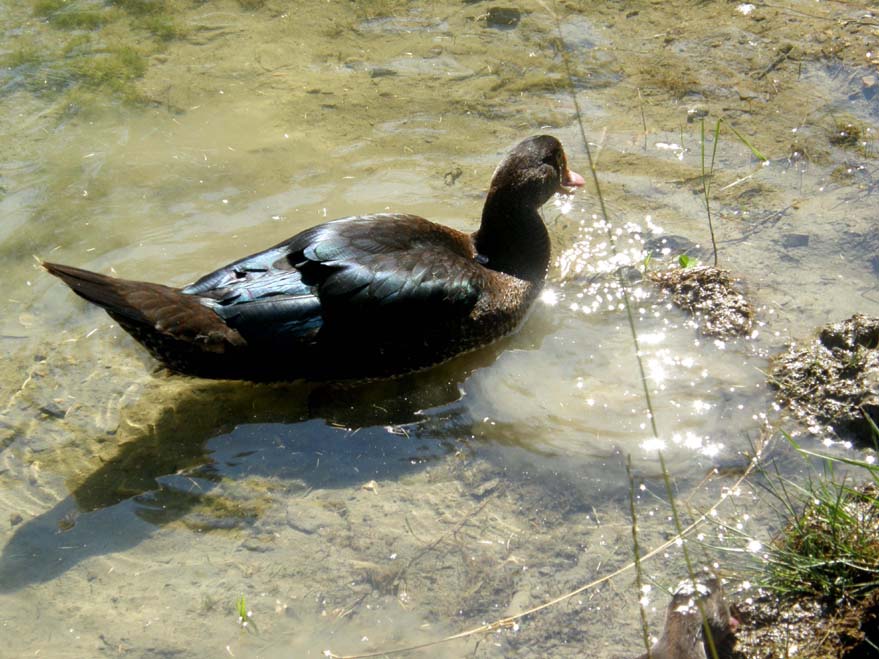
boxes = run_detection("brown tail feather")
[42,261,245,352]
[43,261,157,326]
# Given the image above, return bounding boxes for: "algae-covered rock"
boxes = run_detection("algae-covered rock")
[770,315,879,445]
[649,265,755,340]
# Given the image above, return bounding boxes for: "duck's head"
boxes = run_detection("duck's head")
[488,135,585,208]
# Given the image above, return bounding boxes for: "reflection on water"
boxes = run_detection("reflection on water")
[1,0,878,656]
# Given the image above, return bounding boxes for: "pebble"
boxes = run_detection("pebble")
[782,233,809,248]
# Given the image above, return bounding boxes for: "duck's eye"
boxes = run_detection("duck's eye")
[542,153,561,170]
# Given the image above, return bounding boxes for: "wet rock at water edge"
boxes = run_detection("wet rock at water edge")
[369,67,397,78]
[38,401,66,419]
[285,500,341,535]
[687,106,709,123]
[633,572,739,659]
[648,265,755,340]
[770,314,879,445]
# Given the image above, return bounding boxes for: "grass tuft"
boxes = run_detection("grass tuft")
[759,436,879,602]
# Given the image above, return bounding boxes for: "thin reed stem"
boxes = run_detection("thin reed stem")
[550,0,659,439]
[700,118,721,267]
[628,455,653,657]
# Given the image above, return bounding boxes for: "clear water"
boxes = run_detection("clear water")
[1,1,877,656]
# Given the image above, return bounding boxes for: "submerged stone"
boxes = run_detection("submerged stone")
[781,233,809,248]
[770,314,879,445]
[484,7,521,29]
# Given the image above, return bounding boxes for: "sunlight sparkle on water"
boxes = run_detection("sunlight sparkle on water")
[640,437,667,452]
[674,431,721,456]
[645,215,663,234]
[691,399,712,414]
[644,346,703,387]
[553,194,574,214]
[540,288,559,306]
[646,357,669,385]
[639,331,666,345]
[655,142,685,161]
[557,215,650,280]
[641,432,723,457]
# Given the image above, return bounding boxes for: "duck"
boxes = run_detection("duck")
[43,135,585,382]
[634,573,739,659]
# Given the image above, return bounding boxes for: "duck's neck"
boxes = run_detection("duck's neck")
[473,192,550,283]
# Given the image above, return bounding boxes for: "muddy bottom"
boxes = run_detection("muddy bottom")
[734,590,879,659]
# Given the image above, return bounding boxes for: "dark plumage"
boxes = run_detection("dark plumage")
[44,135,584,381]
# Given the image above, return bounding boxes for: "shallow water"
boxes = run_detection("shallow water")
[1,0,877,656]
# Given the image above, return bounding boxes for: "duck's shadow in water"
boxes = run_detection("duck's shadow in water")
[0,347,503,593]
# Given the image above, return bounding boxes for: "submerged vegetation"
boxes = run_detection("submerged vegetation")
[1,0,193,110]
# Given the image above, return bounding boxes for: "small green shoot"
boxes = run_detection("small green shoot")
[724,121,768,162]
[678,254,698,268]
[236,595,257,632]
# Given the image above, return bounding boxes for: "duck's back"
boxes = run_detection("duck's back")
[175,213,538,380]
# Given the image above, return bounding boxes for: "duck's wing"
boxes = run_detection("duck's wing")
[183,214,484,344]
